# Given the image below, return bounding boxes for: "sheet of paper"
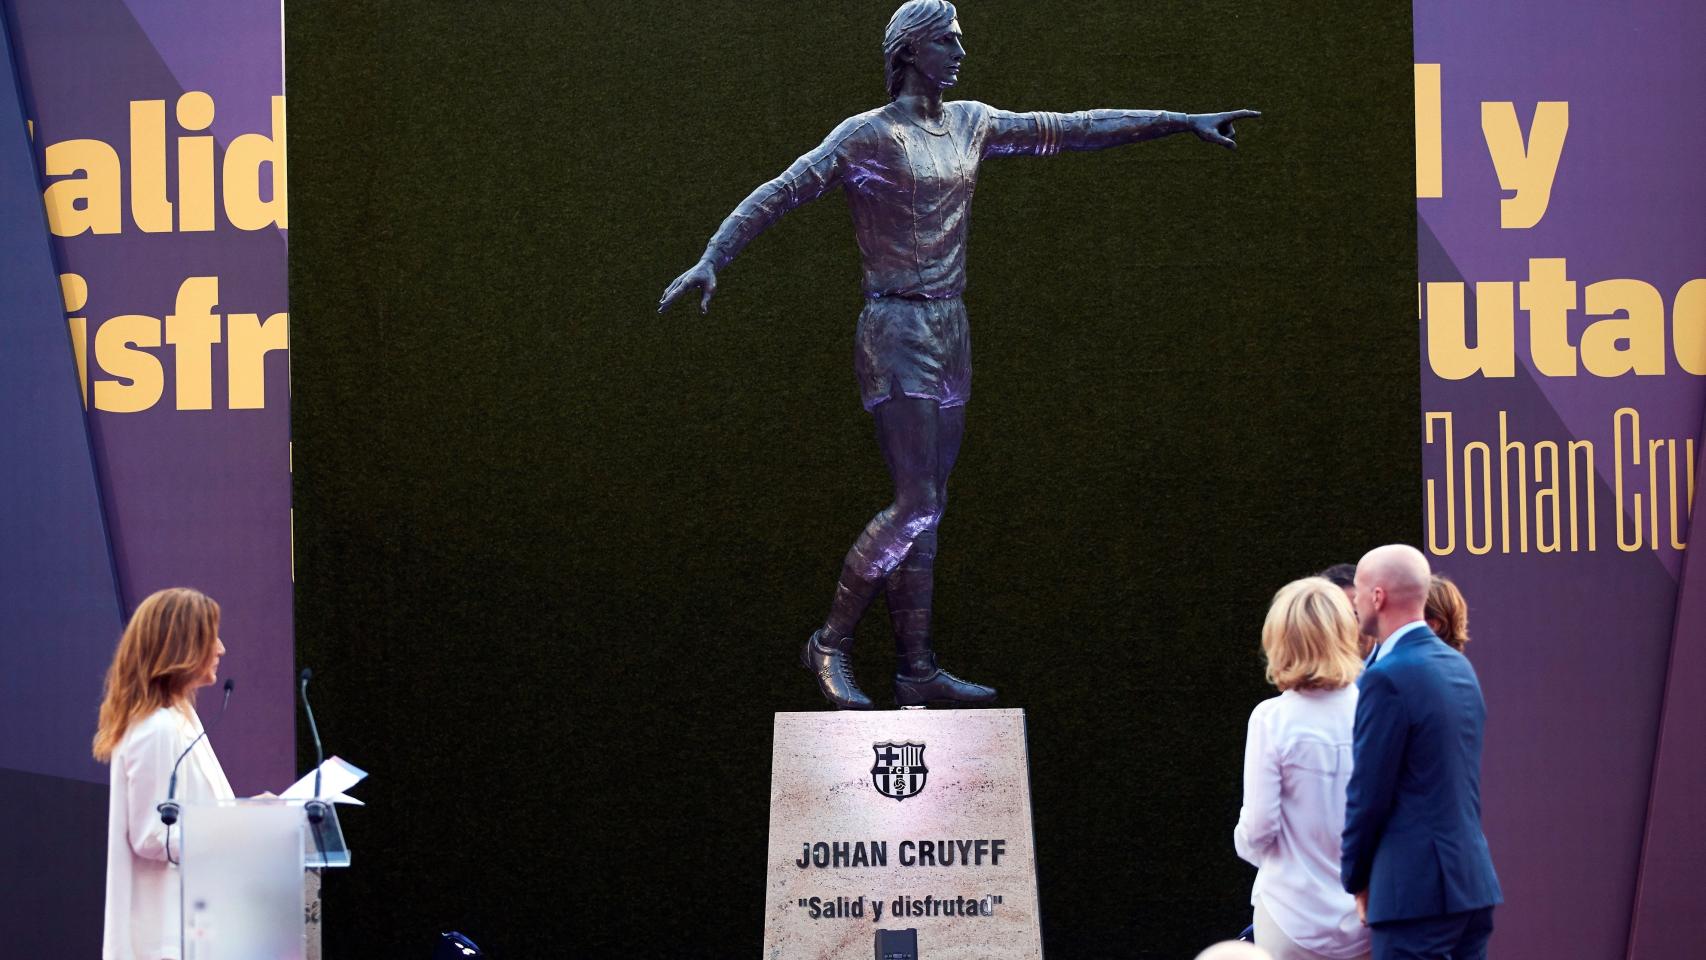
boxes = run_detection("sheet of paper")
[281,756,368,804]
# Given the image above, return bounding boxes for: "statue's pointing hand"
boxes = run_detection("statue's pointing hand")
[1190,109,1262,149]
[659,259,719,315]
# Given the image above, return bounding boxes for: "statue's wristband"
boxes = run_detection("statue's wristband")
[1172,111,1192,131]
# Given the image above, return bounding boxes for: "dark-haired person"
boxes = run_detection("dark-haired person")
[1320,563,1377,659]
[94,587,234,960]
[1236,578,1370,960]
[1319,564,1357,597]
[1424,574,1470,654]
[659,0,1259,709]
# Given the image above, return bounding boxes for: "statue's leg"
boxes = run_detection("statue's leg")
[802,396,943,710]
[830,394,946,632]
[885,402,962,673]
[888,403,995,707]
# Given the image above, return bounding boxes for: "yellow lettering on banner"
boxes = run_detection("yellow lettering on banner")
[1581,279,1665,376]
[1690,439,1699,524]
[1637,435,1696,551]
[224,96,289,230]
[1673,279,1706,375]
[61,273,90,408]
[1647,438,1669,549]
[43,139,121,236]
[1425,412,1456,555]
[1482,100,1568,229]
[1520,258,1577,376]
[1667,439,1690,550]
[1463,441,1493,556]
[1568,439,1596,552]
[67,272,292,412]
[93,315,164,413]
[1426,281,1516,379]
[1498,412,1528,553]
[49,94,293,235]
[1533,440,1561,553]
[228,312,289,409]
[1426,265,1706,382]
[1414,64,1443,198]
[176,93,216,232]
[1614,408,1642,551]
[164,277,221,410]
[129,99,173,233]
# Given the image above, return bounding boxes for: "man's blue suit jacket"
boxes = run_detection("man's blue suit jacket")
[1341,624,1502,924]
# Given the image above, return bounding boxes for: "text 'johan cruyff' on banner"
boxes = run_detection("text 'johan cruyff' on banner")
[1412,6,1706,958]
[1413,64,1700,558]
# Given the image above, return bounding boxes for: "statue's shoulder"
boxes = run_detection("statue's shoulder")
[950,99,994,122]
[817,107,889,151]
[840,105,894,136]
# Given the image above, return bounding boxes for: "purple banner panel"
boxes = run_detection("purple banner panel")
[1414,3,1705,958]
[0,8,125,954]
[3,0,292,793]
[0,3,125,779]
[1628,426,1706,958]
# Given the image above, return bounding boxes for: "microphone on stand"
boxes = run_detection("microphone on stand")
[157,678,234,828]
[299,668,327,826]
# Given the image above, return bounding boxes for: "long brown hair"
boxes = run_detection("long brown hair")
[92,588,221,762]
[1426,574,1471,652]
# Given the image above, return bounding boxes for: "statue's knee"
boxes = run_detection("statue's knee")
[893,498,942,536]
[918,507,945,537]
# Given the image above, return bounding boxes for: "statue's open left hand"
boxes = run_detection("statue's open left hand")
[658,259,719,315]
[1190,109,1261,149]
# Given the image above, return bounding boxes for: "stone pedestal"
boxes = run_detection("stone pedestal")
[305,870,322,959]
[762,709,1043,960]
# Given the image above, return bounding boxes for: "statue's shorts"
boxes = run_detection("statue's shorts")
[853,296,971,411]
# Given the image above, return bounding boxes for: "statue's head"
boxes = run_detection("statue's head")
[884,0,962,101]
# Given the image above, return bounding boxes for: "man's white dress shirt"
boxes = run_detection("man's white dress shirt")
[1370,619,1430,664]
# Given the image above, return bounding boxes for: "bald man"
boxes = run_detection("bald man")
[1340,545,1501,960]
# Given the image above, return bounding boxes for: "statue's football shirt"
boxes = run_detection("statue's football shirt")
[705,100,1168,300]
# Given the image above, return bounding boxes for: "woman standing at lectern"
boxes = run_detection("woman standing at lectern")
[93,587,233,960]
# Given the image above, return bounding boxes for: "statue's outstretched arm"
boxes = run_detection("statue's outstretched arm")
[659,119,859,315]
[982,106,1260,157]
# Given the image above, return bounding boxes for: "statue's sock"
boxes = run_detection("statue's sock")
[823,515,896,641]
[887,531,937,677]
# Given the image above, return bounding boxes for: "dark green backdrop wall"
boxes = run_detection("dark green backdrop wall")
[288,2,1417,957]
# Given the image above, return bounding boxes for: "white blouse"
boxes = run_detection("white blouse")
[103,706,234,960]
[1234,686,1369,960]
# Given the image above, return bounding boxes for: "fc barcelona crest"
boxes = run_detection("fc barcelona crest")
[871,741,928,801]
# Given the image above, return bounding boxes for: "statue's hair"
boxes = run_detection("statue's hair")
[884,0,958,101]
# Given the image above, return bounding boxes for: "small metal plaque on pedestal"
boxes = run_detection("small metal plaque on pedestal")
[762,709,1043,960]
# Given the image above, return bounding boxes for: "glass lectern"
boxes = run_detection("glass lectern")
[179,798,351,959]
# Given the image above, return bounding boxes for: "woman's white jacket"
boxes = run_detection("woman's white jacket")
[103,706,233,960]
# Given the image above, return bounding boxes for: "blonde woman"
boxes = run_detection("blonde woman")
[93,588,234,960]
[1234,578,1370,960]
